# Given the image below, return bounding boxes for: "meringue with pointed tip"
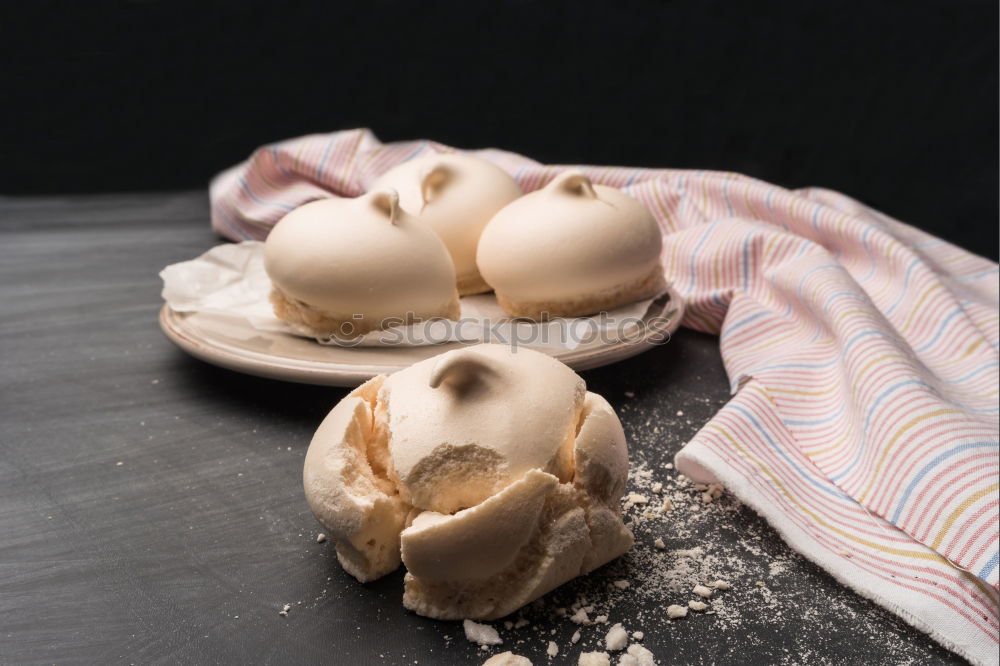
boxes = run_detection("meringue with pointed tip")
[263,189,460,338]
[477,171,666,319]
[302,344,633,619]
[370,153,523,295]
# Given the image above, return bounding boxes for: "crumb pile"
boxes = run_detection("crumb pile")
[299,388,942,665]
[455,437,800,664]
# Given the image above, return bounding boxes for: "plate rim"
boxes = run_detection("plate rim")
[159,287,685,386]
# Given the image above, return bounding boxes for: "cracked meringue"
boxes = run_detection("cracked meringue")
[303,344,633,619]
[370,153,523,295]
[476,170,666,320]
[264,189,460,338]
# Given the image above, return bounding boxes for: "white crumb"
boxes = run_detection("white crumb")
[278,603,291,617]
[700,483,725,503]
[653,538,666,550]
[595,615,609,624]
[618,644,656,666]
[612,580,630,590]
[688,600,708,611]
[623,492,648,509]
[651,482,663,494]
[709,579,731,590]
[661,498,673,512]
[463,619,502,646]
[631,631,644,640]
[315,533,327,544]
[547,641,559,658]
[571,630,581,644]
[624,391,635,398]
[667,604,688,619]
[604,623,629,651]
[693,584,713,598]
[578,652,611,666]
[482,652,532,666]
[570,607,592,625]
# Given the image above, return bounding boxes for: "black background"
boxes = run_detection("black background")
[3,0,998,258]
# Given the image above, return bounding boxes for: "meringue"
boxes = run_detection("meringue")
[264,189,459,338]
[482,653,532,666]
[303,344,633,619]
[370,153,523,295]
[477,171,665,319]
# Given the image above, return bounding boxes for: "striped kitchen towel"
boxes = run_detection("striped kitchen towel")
[209,129,999,665]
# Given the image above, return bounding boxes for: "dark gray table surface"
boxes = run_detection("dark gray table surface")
[0,192,964,665]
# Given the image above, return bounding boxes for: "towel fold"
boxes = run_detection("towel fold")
[210,129,999,665]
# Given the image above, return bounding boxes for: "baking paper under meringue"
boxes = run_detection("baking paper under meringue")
[159,242,663,350]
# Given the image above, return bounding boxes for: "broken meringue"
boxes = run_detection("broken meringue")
[303,344,633,619]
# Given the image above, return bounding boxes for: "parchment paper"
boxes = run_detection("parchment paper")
[160,242,659,349]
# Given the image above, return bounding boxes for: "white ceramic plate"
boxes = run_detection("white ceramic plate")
[159,288,684,386]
